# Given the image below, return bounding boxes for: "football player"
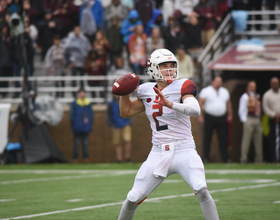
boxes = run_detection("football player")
[117,49,219,220]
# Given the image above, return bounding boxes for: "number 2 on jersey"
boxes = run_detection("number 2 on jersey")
[152,104,168,131]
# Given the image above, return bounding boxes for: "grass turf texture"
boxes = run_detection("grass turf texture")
[0,163,280,220]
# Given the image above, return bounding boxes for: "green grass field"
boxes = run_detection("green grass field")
[1,163,280,220]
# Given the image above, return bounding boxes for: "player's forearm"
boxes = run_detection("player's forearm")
[172,97,201,116]
[119,95,132,118]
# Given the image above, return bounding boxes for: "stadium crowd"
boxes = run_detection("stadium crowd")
[0,0,240,98]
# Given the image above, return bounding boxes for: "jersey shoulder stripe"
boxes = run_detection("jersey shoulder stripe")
[181,79,197,97]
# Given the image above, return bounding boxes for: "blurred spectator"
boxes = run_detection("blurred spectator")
[24,16,37,48]
[247,0,262,31]
[0,0,9,28]
[0,24,13,98]
[106,16,123,69]
[93,30,111,73]
[108,56,132,77]
[175,46,194,80]
[217,0,228,23]
[145,8,165,37]
[37,9,62,60]
[134,0,155,28]
[69,87,94,163]
[44,0,75,38]
[23,0,38,25]
[194,0,218,47]
[11,31,34,98]
[44,35,66,98]
[198,76,232,163]
[262,77,280,163]
[146,26,164,57]
[104,0,129,28]
[128,24,147,75]
[121,9,142,46]
[178,12,207,59]
[24,16,37,76]
[29,0,45,27]
[79,0,104,30]
[64,26,91,97]
[120,0,134,10]
[84,49,106,98]
[265,0,278,30]
[121,9,142,63]
[164,21,185,54]
[107,94,132,163]
[238,81,263,164]
[7,0,20,15]
[80,0,96,43]
[161,0,175,24]
[174,0,199,16]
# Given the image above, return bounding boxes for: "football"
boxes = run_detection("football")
[112,73,140,96]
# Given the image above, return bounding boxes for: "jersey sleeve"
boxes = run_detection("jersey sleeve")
[181,79,197,97]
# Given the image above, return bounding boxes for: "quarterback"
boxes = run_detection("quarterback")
[117,49,219,220]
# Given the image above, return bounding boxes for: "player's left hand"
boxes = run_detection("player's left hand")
[153,87,173,108]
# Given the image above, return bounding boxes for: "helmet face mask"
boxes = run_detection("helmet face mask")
[147,49,179,83]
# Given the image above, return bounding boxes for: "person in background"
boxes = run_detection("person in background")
[69,88,94,163]
[121,9,143,62]
[104,0,129,28]
[106,16,123,69]
[64,26,91,97]
[164,21,186,54]
[128,24,147,76]
[175,46,194,80]
[194,0,218,47]
[145,8,165,37]
[80,0,96,43]
[47,0,75,38]
[0,24,13,98]
[146,26,164,58]
[262,77,280,163]
[174,0,199,16]
[79,0,104,30]
[107,94,133,163]
[84,49,105,98]
[44,35,66,98]
[177,11,207,59]
[198,76,232,163]
[238,81,263,164]
[265,0,278,30]
[92,30,111,74]
[37,9,61,60]
[0,0,9,28]
[134,0,155,28]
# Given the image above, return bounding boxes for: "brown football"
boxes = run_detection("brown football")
[112,73,140,96]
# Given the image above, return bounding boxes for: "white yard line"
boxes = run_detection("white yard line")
[0,199,16,202]
[0,170,137,185]
[1,182,280,220]
[1,169,280,175]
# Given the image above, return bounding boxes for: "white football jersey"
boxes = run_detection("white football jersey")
[137,79,197,145]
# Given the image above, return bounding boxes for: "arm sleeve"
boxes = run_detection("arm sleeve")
[172,96,201,116]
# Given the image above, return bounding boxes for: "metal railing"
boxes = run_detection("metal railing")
[0,75,152,104]
[197,10,280,87]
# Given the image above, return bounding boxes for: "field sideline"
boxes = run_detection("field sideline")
[0,163,280,220]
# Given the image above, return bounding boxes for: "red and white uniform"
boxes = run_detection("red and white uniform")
[137,79,197,145]
[127,79,207,204]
